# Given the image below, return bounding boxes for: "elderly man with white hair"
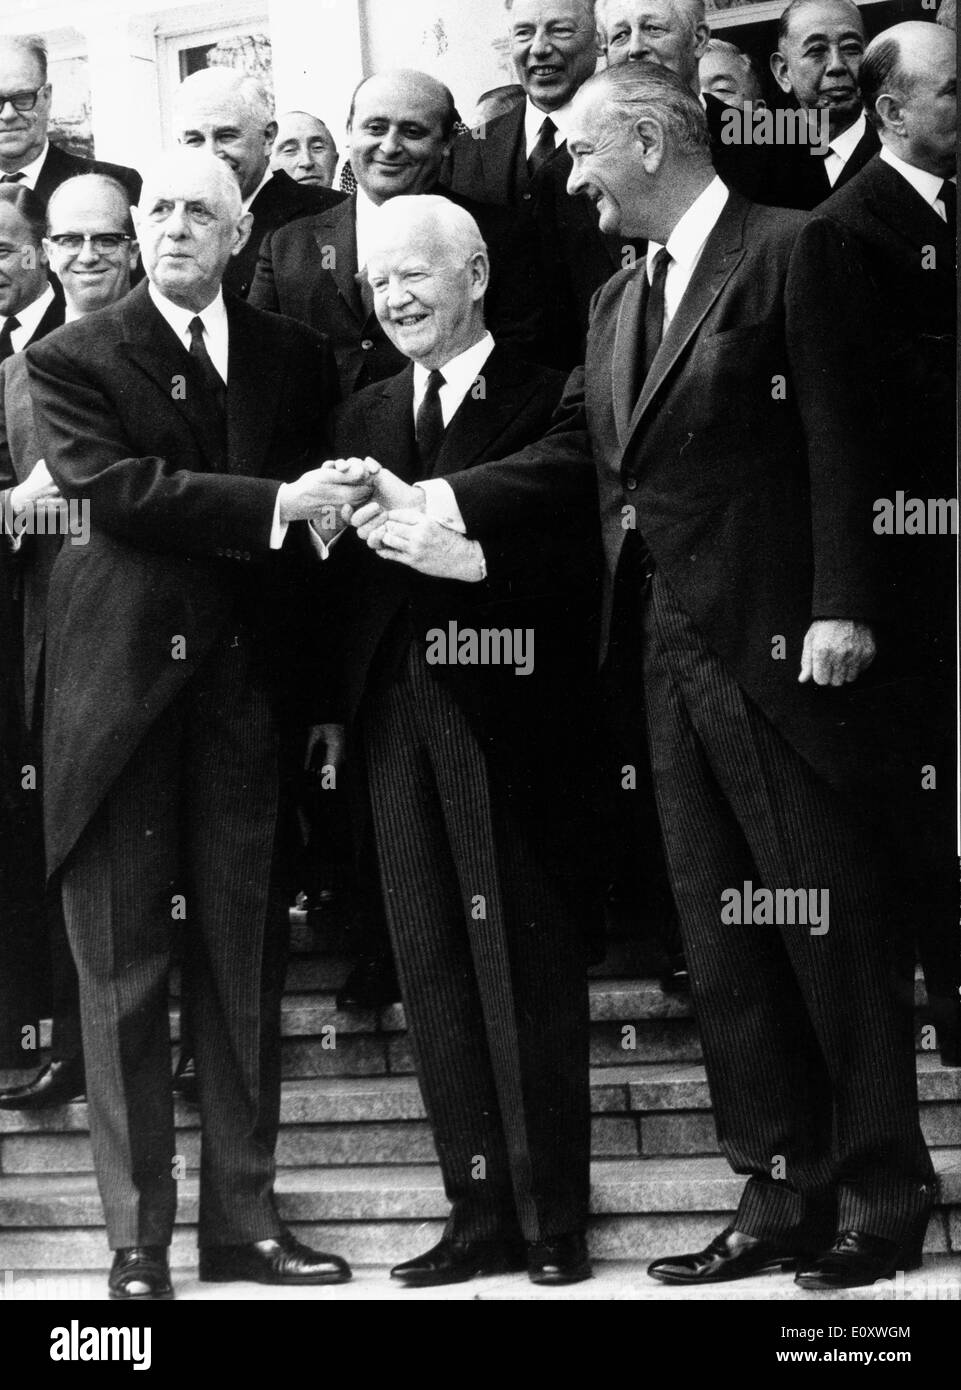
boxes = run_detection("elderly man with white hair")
[174,67,343,298]
[25,148,366,1299]
[324,193,601,1288]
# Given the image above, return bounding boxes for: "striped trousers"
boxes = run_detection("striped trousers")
[61,629,288,1249]
[641,573,935,1242]
[363,646,591,1244]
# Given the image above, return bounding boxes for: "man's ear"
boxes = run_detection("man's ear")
[693,23,711,61]
[634,115,664,170]
[770,51,793,97]
[874,94,903,135]
[231,210,255,257]
[264,120,278,152]
[129,239,141,273]
[468,250,490,299]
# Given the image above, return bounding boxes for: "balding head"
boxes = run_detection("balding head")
[44,175,139,316]
[347,70,457,205]
[174,67,277,199]
[860,21,956,176]
[364,194,489,369]
[772,0,866,138]
[271,111,338,187]
[133,149,252,311]
[597,1,710,96]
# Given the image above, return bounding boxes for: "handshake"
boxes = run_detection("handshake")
[278,457,484,583]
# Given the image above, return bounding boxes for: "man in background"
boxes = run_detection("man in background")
[270,110,339,188]
[699,37,767,108]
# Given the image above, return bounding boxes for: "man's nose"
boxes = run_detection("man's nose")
[379,127,403,156]
[75,237,100,265]
[385,276,412,309]
[629,30,655,61]
[164,204,190,237]
[567,163,584,198]
[530,27,555,59]
[824,43,852,74]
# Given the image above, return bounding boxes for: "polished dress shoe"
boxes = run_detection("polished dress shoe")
[171,1052,198,1105]
[0,1058,85,1110]
[648,1225,809,1284]
[336,953,402,1010]
[199,1230,351,1285]
[109,1247,173,1300]
[391,1236,527,1287]
[795,1228,926,1290]
[527,1232,592,1285]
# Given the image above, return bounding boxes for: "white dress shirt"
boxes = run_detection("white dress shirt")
[0,139,49,190]
[242,166,273,214]
[354,183,384,276]
[646,176,730,331]
[824,112,867,188]
[148,283,287,548]
[524,98,573,158]
[0,281,56,354]
[880,146,956,223]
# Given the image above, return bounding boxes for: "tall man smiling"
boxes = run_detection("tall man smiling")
[26,150,364,1299]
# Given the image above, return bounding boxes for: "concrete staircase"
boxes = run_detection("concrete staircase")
[1,919,958,1272]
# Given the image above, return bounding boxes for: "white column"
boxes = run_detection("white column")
[267,0,364,151]
[82,12,160,170]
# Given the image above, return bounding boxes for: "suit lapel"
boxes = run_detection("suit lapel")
[480,106,527,201]
[864,158,953,261]
[225,296,283,476]
[611,270,646,448]
[834,125,880,191]
[363,369,418,483]
[432,346,543,475]
[626,194,749,444]
[119,282,227,468]
[314,197,364,321]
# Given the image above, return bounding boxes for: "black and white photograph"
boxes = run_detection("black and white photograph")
[0,0,956,1354]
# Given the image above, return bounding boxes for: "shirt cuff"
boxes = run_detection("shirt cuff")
[269,486,289,550]
[419,478,467,533]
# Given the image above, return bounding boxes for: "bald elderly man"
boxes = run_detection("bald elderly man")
[326,195,601,1288]
[26,150,364,1299]
[174,68,344,298]
[270,111,339,188]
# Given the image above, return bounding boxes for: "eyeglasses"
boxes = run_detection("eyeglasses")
[0,86,48,114]
[47,233,133,254]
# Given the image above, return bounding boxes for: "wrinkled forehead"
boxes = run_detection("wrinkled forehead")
[599,0,684,31]
[176,93,260,135]
[138,173,236,220]
[276,114,333,144]
[783,1,865,47]
[0,46,44,88]
[48,187,130,233]
[367,226,461,274]
[700,50,744,80]
[511,0,596,32]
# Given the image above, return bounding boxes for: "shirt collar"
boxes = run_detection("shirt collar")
[1,138,49,188]
[524,97,572,148]
[242,166,273,213]
[879,145,953,209]
[828,111,866,161]
[413,331,495,400]
[2,280,55,336]
[148,283,227,341]
[647,176,729,282]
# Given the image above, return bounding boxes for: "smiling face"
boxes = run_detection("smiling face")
[599,0,707,94]
[0,43,51,174]
[772,0,865,134]
[0,201,47,315]
[348,73,452,205]
[509,0,599,112]
[133,154,252,311]
[567,85,651,236]
[176,88,275,200]
[44,179,139,316]
[367,217,488,369]
[271,112,338,187]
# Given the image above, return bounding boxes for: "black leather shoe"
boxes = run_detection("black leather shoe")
[0,1058,85,1110]
[336,953,402,1010]
[391,1236,527,1287]
[199,1230,351,1285]
[109,1247,173,1300]
[171,1052,198,1105]
[648,1225,808,1284]
[795,1228,926,1290]
[527,1232,592,1285]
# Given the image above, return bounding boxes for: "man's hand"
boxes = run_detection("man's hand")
[799,620,876,687]
[375,509,485,582]
[9,459,60,514]
[279,458,377,525]
[344,465,427,535]
[305,723,347,776]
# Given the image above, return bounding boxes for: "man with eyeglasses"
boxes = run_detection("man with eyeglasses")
[0,175,139,1115]
[0,35,140,207]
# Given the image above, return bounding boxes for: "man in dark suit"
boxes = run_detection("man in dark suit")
[250,69,546,393]
[0,185,63,361]
[0,35,140,205]
[174,67,343,300]
[788,21,958,1065]
[322,194,600,1286]
[405,64,934,1291]
[768,0,879,208]
[25,149,365,1300]
[0,175,139,1112]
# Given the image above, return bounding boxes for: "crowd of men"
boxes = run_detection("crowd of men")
[0,0,956,1300]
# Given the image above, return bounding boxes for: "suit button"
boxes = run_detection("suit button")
[522,192,532,202]
[625,477,638,491]
[361,339,374,350]
[244,551,251,561]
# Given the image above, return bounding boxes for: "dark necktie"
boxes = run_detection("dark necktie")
[0,314,20,362]
[938,180,956,235]
[0,172,24,184]
[527,116,557,179]
[415,368,446,475]
[188,315,227,420]
[638,248,671,393]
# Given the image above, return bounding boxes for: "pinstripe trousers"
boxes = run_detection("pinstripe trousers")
[363,645,591,1244]
[61,629,288,1249]
[641,573,935,1242]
